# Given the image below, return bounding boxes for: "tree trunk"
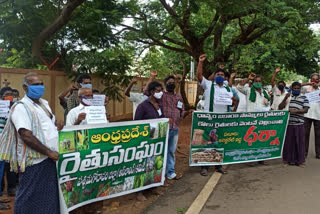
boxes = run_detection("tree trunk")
[179,56,191,109]
[180,77,190,109]
[32,0,85,57]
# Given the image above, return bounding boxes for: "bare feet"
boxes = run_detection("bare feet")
[136,192,147,201]
[200,168,208,176]
[151,188,164,196]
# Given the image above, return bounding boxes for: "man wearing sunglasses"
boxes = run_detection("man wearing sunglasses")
[0,72,63,214]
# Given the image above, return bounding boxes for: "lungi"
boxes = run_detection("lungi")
[14,158,60,214]
[283,124,305,165]
[0,161,4,195]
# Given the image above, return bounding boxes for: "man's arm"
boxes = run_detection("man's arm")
[58,84,76,106]
[278,93,291,110]
[124,77,138,97]
[239,73,255,86]
[271,67,280,88]
[18,129,59,161]
[289,107,309,114]
[231,97,239,112]
[143,71,157,96]
[197,54,207,83]
[207,73,215,81]
[229,72,236,87]
[74,113,86,125]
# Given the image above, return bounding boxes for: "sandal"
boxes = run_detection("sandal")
[216,168,227,174]
[0,203,10,210]
[0,199,10,203]
[258,161,268,165]
[172,174,183,180]
[200,168,208,176]
[167,173,183,180]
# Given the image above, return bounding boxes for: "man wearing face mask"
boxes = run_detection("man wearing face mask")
[0,72,64,214]
[271,67,289,110]
[301,73,320,158]
[208,67,240,112]
[0,87,17,199]
[134,81,165,201]
[237,73,270,165]
[279,82,309,167]
[12,89,20,102]
[197,54,235,176]
[134,81,164,120]
[237,73,270,112]
[66,88,93,126]
[161,75,192,180]
[66,73,92,114]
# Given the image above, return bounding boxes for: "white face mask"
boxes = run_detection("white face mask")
[153,91,163,99]
[223,80,228,85]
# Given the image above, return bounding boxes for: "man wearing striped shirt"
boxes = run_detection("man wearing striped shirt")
[279,82,309,167]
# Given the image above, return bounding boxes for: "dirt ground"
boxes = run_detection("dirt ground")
[1,115,193,214]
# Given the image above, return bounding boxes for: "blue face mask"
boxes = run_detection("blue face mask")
[215,76,225,84]
[80,83,92,89]
[26,85,45,99]
[292,90,300,96]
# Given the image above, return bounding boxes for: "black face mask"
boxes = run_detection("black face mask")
[166,83,176,91]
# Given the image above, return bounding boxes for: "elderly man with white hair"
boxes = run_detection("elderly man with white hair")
[66,87,94,126]
[0,72,63,214]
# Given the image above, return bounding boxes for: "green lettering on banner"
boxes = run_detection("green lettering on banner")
[189,111,289,166]
[57,119,169,212]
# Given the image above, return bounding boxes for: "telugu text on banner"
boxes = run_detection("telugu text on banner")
[57,119,169,212]
[190,111,289,166]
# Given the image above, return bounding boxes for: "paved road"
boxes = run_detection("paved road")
[201,129,320,214]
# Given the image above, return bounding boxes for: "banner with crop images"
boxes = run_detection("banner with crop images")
[57,119,169,212]
[190,111,289,166]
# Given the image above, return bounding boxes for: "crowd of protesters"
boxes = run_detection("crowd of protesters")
[0,53,318,212]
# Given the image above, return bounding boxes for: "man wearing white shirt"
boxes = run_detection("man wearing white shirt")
[197,54,235,176]
[301,73,320,158]
[237,73,270,112]
[124,71,157,119]
[0,72,63,213]
[271,67,289,110]
[66,88,93,126]
[237,73,270,165]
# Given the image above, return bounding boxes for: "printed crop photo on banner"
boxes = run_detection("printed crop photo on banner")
[57,118,169,212]
[190,111,289,166]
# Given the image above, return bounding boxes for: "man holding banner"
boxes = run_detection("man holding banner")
[66,88,108,126]
[237,73,271,165]
[0,72,63,214]
[66,88,93,126]
[197,54,235,176]
[279,82,309,167]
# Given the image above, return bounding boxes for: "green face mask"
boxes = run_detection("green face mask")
[253,83,262,88]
